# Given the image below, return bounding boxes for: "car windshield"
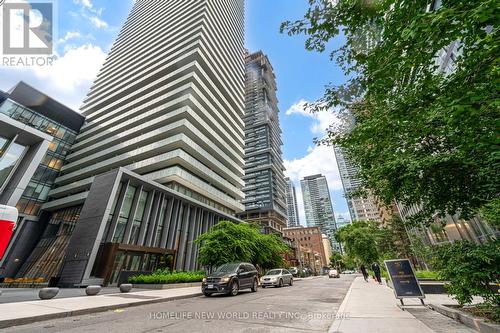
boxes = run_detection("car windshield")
[216,263,240,273]
[266,269,281,275]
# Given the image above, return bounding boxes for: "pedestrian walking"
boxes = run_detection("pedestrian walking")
[371,262,382,284]
[360,264,369,282]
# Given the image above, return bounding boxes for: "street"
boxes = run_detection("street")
[1,275,355,333]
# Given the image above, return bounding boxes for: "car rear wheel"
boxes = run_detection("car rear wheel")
[251,279,258,292]
[229,281,239,296]
[289,278,293,286]
[278,279,283,288]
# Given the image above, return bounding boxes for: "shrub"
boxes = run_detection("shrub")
[415,270,441,280]
[128,270,205,284]
[432,240,500,308]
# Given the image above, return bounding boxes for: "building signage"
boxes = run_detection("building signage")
[384,259,425,299]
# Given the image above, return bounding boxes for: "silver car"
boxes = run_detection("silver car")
[260,269,293,288]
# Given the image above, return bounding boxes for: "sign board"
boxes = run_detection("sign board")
[384,259,425,299]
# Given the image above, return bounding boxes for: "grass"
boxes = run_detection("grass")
[128,269,205,284]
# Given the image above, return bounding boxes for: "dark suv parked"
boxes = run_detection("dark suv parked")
[202,263,258,296]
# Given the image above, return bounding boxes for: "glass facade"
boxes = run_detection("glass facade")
[0,135,26,191]
[0,99,78,216]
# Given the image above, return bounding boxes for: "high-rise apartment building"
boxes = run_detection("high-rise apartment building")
[13,0,246,287]
[334,146,381,222]
[300,174,336,243]
[284,177,300,227]
[335,215,350,229]
[238,51,287,234]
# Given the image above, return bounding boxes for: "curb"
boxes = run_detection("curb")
[0,292,203,329]
[428,303,500,333]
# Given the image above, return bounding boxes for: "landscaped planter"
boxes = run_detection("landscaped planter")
[132,282,201,290]
[429,303,500,333]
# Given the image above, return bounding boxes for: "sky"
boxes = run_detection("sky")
[0,0,351,225]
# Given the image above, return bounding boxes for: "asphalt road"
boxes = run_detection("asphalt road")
[3,274,356,333]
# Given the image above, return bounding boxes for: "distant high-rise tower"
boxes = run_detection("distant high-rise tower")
[284,177,300,227]
[300,174,336,241]
[335,215,350,229]
[334,146,381,221]
[238,51,287,234]
[18,0,246,286]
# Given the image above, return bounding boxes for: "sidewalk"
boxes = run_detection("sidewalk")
[329,277,436,333]
[0,286,201,329]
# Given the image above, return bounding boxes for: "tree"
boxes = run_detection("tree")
[329,251,342,268]
[195,221,289,270]
[378,216,413,261]
[335,221,380,264]
[281,0,499,224]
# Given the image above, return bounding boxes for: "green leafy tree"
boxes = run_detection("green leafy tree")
[329,251,343,268]
[335,221,380,264]
[281,0,499,224]
[195,221,256,268]
[195,221,289,270]
[252,231,289,269]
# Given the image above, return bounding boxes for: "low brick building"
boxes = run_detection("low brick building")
[283,226,327,271]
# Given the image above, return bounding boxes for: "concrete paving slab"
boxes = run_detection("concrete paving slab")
[329,277,434,333]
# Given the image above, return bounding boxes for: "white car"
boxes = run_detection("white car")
[260,269,293,287]
[328,269,340,278]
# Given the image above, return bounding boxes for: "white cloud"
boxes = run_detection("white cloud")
[285,99,341,136]
[74,0,93,9]
[284,145,343,226]
[58,31,81,43]
[0,43,106,110]
[73,0,108,29]
[89,16,108,29]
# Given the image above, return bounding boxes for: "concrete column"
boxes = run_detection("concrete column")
[191,209,204,270]
[184,207,198,270]
[144,192,162,247]
[175,204,190,271]
[105,180,129,243]
[137,190,154,245]
[166,200,181,249]
[122,185,143,244]
[159,197,174,248]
